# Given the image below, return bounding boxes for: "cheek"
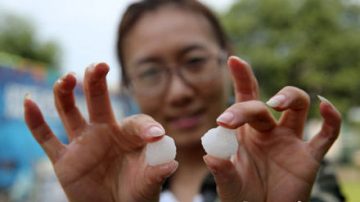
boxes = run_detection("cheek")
[203,77,228,115]
[214,70,229,102]
[221,68,233,100]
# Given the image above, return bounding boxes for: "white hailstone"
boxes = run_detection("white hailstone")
[201,126,238,159]
[145,135,177,166]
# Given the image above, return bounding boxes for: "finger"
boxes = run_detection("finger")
[216,100,276,132]
[24,96,66,163]
[228,56,259,102]
[266,86,310,136]
[203,155,242,201]
[116,114,165,152]
[141,161,178,199]
[54,72,87,140]
[308,96,341,162]
[83,63,115,123]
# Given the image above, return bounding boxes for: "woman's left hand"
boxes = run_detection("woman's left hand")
[203,56,341,202]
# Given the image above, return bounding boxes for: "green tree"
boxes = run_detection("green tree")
[222,0,360,118]
[0,12,61,69]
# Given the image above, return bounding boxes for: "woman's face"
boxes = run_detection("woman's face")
[123,6,230,148]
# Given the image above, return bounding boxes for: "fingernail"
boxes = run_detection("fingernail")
[166,161,178,176]
[317,95,339,115]
[68,71,77,78]
[229,55,241,61]
[57,73,69,85]
[216,111,234,124]
[146,126,165,137]
[158,161,178,182]
[86,63,97,72]
[266,94,286,108]
[317,95,335,108]
[56,78,63,85]
[203,157,216,174]
[317,95,330,103]
[24,93,31,100]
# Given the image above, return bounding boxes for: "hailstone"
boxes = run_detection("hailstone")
[145,135,177,166]
[201,126,238,159]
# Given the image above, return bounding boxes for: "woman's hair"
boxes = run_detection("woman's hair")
[117,0,230,86]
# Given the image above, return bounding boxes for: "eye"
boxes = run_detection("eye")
[184,56,208,72]
[186,56,207,65]
[136,66,164,84]
[138,67,161,78]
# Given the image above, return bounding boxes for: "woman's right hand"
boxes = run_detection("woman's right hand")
[24,63,178,202]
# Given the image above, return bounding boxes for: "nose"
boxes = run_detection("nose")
[165,73,196,107]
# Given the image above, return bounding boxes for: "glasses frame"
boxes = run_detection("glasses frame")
[127,51,228,97]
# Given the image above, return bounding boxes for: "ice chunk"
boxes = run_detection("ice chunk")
[201,126,238,159]
[145,135,177,166]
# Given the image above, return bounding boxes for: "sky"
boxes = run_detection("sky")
[0,0,235,87]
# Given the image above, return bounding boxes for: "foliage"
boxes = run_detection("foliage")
[0,12,61,69]
[221,0,360,118]
[342,180,360,201]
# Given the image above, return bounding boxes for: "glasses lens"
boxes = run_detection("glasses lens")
[129,53,224,97]
[130,65,167,96]
[180,55,220,86]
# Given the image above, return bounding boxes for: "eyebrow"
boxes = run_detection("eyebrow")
[134,44,208,66]
[178,44,208,55]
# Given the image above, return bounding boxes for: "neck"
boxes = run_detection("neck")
[177,143,206,166]
[169,144,209,202]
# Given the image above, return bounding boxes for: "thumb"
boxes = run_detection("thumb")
[141,160,178,199]
[203,155,242,202]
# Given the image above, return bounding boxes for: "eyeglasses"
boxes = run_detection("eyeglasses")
[128,52,227,97]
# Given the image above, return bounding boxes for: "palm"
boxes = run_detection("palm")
[24,63,176,202]
[205,57,341,202]
[52,124,151,202]
[52,124,119,201]
[232,126,319,201]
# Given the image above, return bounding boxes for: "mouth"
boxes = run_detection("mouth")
[166,108,206,131]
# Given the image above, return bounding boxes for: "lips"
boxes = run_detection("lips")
[166,108,206,131]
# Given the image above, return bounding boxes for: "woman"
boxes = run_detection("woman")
[24,0,344,201]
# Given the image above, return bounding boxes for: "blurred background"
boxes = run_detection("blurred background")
[0,0,359,201]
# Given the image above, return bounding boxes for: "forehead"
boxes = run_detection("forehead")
[123,6,219,64]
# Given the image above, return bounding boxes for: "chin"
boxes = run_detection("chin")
[170,125,210,149]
